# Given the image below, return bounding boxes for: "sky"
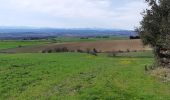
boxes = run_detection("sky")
[0,0,147,30]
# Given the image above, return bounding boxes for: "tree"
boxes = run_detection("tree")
[137,0,170,68]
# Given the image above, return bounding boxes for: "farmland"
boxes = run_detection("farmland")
[1,0,170,99]
[0,36,126,50]
[0,37,169,100]
[1,39,151,53]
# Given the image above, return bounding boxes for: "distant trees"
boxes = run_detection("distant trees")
[42,47,69,53]
[137,0,170,68]
[42,47,98,56]
[129,36,140,39]
[95,36,110,38]
[77,49,84,53]
[79,36,110,40]
[80,37,89,39]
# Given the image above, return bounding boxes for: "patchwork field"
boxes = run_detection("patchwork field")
[1,39,151,53]
[0,53,170,100]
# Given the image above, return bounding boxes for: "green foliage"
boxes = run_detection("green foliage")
[138,0,170,47]
[137,0,170,67]
[0,53,170,99]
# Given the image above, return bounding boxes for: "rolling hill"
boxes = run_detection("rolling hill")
[0,27,137,40]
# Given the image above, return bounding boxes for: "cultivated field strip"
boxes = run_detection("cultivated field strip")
[0,39,151,53]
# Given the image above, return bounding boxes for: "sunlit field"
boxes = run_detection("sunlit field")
[0,53,170,100]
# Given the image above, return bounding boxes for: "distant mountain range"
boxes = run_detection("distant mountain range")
[0,26,137,40]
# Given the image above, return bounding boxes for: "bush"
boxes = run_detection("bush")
[127,49,130,52]
[93,48,98,53]
[70,50,75,52]
[129,36,140,39]
[107,51,117,57]
[42,50,47,53]
[53,47,69,53]
[77,49,84,53]
[118,50,123,53]
[80,37,89,39]
[47,49,52,53]
[55,48,62,52]
[61,47,69,52]
[18,45,23,48]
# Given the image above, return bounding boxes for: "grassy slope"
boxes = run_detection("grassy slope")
[0,40,49,50]
[0,53,170,100]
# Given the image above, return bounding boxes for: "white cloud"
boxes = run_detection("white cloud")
[0,0,147,29]
[8,0,111,18]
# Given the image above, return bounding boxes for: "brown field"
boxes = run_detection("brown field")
[1,39,152,53]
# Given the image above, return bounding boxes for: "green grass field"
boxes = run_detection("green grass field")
[0,53,170,100]
[116,51,154,58]
[0,40,50,50]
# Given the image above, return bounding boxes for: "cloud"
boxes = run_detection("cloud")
[7,0,111,18]
[0,0,147,29]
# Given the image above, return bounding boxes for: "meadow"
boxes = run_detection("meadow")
[0,40,50,50]
[0,52,170,100]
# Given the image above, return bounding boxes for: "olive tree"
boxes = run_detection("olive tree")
[137,0,170,68]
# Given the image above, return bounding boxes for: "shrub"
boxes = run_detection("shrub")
[133,50,137,52]
[127,49,130,52]
[53,47,69,53]
[80,37,89,39]
[61,47,69,52]
[118,50,123,53]
[107,52,117,57]
[102,36,110,38]
[129,36,140,39]
[55,48,62,52]
[18,45,23,48]
[77,49,84,53]
[11,64,20,67]
[93,48,98,53]
[47,49,52,53]
[42,50,47,53]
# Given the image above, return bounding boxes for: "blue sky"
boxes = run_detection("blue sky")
[0,0,147,29]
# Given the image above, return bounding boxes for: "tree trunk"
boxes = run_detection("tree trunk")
[155,46,170,68]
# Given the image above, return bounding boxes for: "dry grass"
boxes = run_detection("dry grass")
[150,68,170,82]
